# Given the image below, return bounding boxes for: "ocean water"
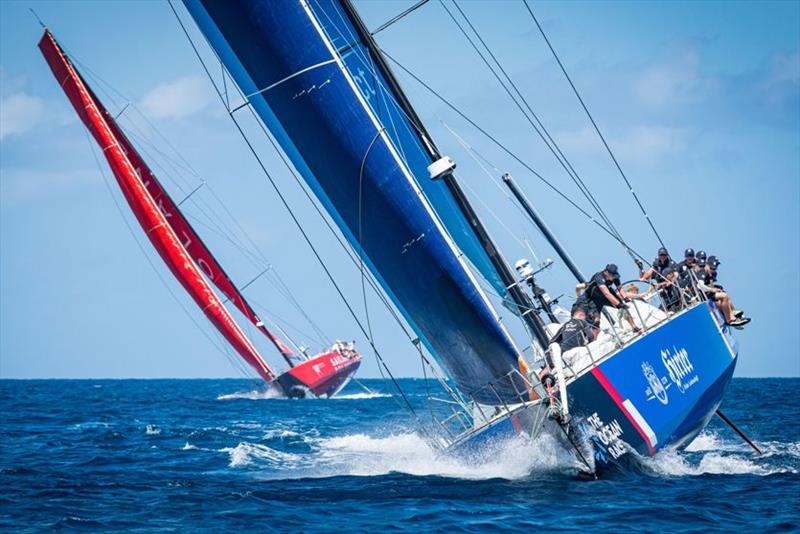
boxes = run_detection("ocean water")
[1,378,798,532]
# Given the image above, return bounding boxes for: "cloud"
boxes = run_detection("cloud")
[556,125,687,168]
[633,42,718,108]
[139,76,213,120]
[0,92,45,140]
[0,167,100,207]
[613,126,688,166]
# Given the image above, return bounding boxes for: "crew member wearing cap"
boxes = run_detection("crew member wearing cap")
[693,250,708,274]
[641,247,676,283]
[676,248,696,276]
[679,249,709,295]
[707,255,721,284]
[577,264,641,333]
[656,266,683,312]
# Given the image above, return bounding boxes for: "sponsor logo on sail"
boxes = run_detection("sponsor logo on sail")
[660,347,699,394]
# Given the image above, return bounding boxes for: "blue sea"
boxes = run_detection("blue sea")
[1,378,798,532]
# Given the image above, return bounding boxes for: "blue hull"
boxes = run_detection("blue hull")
[450,303,738,468]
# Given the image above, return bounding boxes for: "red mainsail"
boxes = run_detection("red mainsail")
[39,30,276,382]
[103,84,295,361]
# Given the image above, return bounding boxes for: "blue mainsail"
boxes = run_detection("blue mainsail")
[183,0,521,401]
[307,0,506,297]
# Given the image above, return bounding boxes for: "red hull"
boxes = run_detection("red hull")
[275,349,361,398]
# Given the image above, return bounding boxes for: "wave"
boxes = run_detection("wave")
[213,424,800,481]
[222,430,580,480]
[221,442,301,468]
[216,385,283,401]
[331,392,392,400]
[643,431,799,477]
[320,432,579,479]
[145,424,161,436]
[217,387,391,401]
[262,428,303,440]
[69,421,110,430]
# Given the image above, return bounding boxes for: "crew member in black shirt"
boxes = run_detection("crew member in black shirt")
[676,248,696,276]
[641,247,676,283]
[577,264,641,333]
[553,306,598,353]
[656,266,682,312]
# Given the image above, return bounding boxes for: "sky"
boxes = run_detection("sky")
[1,0,798,379]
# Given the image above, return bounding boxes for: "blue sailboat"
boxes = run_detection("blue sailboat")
[177,0,742,473]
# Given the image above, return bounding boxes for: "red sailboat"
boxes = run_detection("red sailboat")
[39,29,360,398]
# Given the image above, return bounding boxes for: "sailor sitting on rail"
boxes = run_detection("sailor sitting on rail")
[696,256,750,328]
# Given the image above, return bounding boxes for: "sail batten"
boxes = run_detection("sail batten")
[39,30,275,382]
[183,0,524,401]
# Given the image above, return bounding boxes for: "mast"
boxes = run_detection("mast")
[503,173,586,283]
[338,0,551,349]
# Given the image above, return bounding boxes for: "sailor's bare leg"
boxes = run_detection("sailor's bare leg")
[715,292,733,322]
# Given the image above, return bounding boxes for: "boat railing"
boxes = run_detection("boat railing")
[433,367,546,448]
[556,275,710,381]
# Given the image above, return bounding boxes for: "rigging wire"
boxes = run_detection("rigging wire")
[442,0,630,255]
[379,49,650,264]
[74,52,329,354]
[73,60,269,272]
[371,0,432,35]
[443,121,547,256]
[167,0,428,428]
[523,0,667,249]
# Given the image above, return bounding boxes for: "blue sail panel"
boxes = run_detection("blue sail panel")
[183,0,521,401]
[307,0,507,297]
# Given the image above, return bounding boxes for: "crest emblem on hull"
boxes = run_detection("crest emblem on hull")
[642,361,669,405]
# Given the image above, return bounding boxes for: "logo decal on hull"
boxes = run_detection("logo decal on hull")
[642,361,670,405]
[586,413,626,459]
[661,347,699,394]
